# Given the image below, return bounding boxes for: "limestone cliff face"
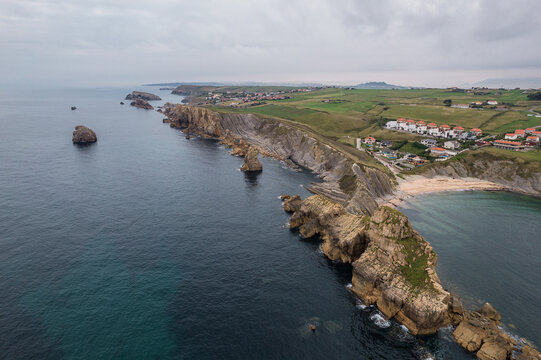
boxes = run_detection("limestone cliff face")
[284,194,450,335]
[163,104,395,214]
[416,154,541,197]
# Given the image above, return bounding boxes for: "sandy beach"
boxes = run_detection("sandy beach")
[386,176,508,207]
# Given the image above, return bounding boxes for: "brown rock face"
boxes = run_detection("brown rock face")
[518,346,541,360]
[130,99,154,110]
[283,195,450,334]
[125,91,161,101]
[240,147,263,172]
[72,125,97,143]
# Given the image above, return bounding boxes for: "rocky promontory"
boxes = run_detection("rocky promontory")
[72,125,97,143]
[282,193,540,359]
[240,147,263,172]
[125,91,161,101]
[130,98,154,110]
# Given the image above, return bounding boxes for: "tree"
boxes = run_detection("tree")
[527,91,541,100]
[443,99,452,106]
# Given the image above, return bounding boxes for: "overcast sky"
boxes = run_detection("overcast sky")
[1,0,541,88]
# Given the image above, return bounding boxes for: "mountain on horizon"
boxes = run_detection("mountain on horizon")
[353,81,413,89]
[471,77,541,89]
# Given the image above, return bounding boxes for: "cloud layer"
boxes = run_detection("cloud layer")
[1,0,540,87]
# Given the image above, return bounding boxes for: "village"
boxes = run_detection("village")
[354,115,541,171]
[202,87,329,106]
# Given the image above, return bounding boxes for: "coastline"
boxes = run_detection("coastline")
[385,175,508,207]
[161,104,541,359]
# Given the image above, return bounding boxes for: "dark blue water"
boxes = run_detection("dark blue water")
[0,87,471,359]
[400,192,541,347]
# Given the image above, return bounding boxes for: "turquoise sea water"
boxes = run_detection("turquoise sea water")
[400,191,541,347]
[0,86,511,359]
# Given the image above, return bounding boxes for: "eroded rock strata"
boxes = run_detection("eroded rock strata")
[162,104,395,214]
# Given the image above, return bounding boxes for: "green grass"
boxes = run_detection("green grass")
[398,236,432,291]
[395,142,428,156]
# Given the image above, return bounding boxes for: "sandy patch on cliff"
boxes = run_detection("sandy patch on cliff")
[386,176,507,207]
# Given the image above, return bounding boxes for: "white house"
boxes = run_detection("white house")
[427,123,439,136]
[416,121,427,134]
[406,119,416,132]
[430,147,448,156]
[444,140,461,150]
[385,120,397,129]
[452,104,470,109]
[421,138,437,147]
[397,118,408,130]
[504,133,518,140]
[487,100,498,105]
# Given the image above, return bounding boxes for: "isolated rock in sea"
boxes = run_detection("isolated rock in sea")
[240,147,263,172]
[125,91,161,101]
[71,106,77,110]
[120,101,124,105]
[130,99,154,110]
[72,125,97,143]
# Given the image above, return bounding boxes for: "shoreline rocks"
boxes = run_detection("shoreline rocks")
[130,99,154,110]
[125,91,161,101]
[240,147,263,172]
[72,125,97,143]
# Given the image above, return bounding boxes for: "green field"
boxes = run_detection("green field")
[207,87,541,172]
[214,88,541,139]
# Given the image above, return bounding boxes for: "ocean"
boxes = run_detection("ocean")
[1,86,526,359]
[399,191,541,348]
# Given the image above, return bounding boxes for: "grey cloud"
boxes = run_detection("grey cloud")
[0,0,540,87]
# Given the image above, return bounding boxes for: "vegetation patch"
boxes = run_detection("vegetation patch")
[338,173,357,195]
[397,236,433,291]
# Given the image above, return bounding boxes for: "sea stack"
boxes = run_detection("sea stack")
[72,125,97,143]
[125,91,161,101]
[240,147,263,172]
[130,98,154,110]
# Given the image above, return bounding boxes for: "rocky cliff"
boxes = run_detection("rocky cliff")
[125,91,161,101]
[162,104,396,214]
[282,194,540,359]
[415,150,541,197]
[283,194,450,335]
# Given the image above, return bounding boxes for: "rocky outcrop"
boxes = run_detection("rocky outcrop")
[283,193,540,357]
[125,91,161,101]
[284,194,450,335]
[415,151,541,197]
[452,306,516,360]
[163,104,396,214]
[518,346,541,360]
[72,125,97,143]
[130,99,154,110]
[240,147,263,172]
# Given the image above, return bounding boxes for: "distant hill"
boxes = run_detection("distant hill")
[353,81,414,90]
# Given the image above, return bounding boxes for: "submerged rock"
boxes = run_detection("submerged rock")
[125,91,161,101]
[72,125,97,143]
[130,99,154,110]
[518,346,541,360]
[240,147,262,172]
